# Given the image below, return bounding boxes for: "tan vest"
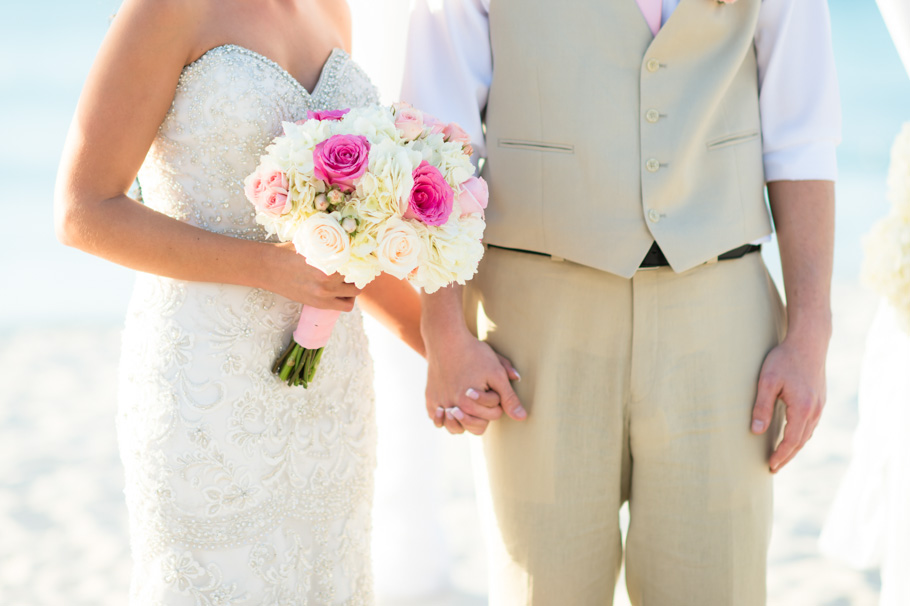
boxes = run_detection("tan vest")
[482,0,771,278]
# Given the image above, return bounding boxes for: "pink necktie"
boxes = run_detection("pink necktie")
[636,0,662,36]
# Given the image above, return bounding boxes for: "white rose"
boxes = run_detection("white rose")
[376,219,422,279]
[293,213,351,275]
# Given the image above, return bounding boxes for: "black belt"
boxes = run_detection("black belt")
[485,242,761,267]
[639,241,761,268]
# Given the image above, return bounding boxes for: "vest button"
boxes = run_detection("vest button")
[645,109,660,123]
[646,158,661,172]
[646,59,661,73]
[648,209,661,223]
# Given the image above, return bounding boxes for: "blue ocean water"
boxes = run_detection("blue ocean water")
[0,0,907,327]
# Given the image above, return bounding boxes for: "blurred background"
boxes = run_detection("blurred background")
[0,0,904,604]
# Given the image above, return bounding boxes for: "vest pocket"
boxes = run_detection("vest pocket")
[498,138,575,154]
[706,130,760,151]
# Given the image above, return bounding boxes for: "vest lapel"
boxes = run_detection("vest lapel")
[648,0,760,57]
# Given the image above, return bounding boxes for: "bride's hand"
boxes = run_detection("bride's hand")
[263,242,362,311]
[425,328,525,436]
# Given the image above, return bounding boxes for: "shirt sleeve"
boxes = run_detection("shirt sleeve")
[755,0,842,182]
[400,0,492,158]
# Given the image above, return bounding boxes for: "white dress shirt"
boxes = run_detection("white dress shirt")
[401,0,842,182]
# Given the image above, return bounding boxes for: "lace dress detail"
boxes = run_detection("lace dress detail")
[118,45,379,605]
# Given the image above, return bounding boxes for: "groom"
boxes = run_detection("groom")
[403,0,839,603]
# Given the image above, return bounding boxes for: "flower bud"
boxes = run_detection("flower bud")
[327,189,345,206]
[341,217,358,234]
[314,193,329,211]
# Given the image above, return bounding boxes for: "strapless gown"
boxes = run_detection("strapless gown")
[117,45,379,605]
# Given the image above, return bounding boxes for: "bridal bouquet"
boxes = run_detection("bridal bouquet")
[864,122,910,332]
[244,102,487,387]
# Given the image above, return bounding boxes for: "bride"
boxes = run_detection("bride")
[820,1,910,604]
[53,0,435,602]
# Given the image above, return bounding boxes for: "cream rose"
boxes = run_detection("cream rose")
[377,219,422,279]
[293,213,351,275]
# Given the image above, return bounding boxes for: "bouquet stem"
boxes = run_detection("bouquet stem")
[272,306,340,388]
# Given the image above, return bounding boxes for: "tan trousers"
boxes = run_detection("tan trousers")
[464,246,785,606]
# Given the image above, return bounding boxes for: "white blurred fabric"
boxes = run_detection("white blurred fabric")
[349,0,454,599]
[820,6,910,604]
[820,301,910,606]
[364,317,452,599]
[878,0,910,78]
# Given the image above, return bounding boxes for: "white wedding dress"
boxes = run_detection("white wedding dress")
[117,45,380,605]
[820,2,910,604]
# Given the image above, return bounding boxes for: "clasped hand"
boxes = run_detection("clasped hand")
[424,330,526,435]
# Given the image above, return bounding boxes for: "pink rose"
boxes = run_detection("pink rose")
[395,108,425,141]
[313,134,371,193]
[457,177,488,218]
[392,101,415,113]
[265,171,288,195]
[244,172,268,205]
[261,190,290,214]
[306,108,351,121]
[404,161,454,226]
[244,168,291,215]
[422,113,446,136]
[443,122,474,156]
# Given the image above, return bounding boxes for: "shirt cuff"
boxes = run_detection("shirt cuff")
[763,141,838,182]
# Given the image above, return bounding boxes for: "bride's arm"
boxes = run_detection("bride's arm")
[878,0,910,77]
[359,275,425,357]
[54,0,359,312]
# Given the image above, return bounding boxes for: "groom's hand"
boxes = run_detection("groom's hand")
[425,330,526,436]
[750,331,827,473]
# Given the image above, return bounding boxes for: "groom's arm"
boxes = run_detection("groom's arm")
[748,0,840,472]
[751,181,834,473]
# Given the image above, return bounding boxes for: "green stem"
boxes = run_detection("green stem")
[273,340,296,376]
[278,345,299,382]
[272,341,328,388]
[306,347,325,384]
[289,350,307,387]
[301,349,315,387]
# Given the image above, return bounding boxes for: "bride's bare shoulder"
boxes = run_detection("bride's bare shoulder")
[116,0,208,27]
[113,0,209,62]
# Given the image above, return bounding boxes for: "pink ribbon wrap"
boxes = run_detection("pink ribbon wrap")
[293,306,342,349]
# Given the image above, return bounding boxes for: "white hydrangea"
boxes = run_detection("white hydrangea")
[411,218,485,293]
[864,122,910,333]
[335,105,400,143]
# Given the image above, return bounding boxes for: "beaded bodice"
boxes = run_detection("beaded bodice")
[137,45,379,240]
